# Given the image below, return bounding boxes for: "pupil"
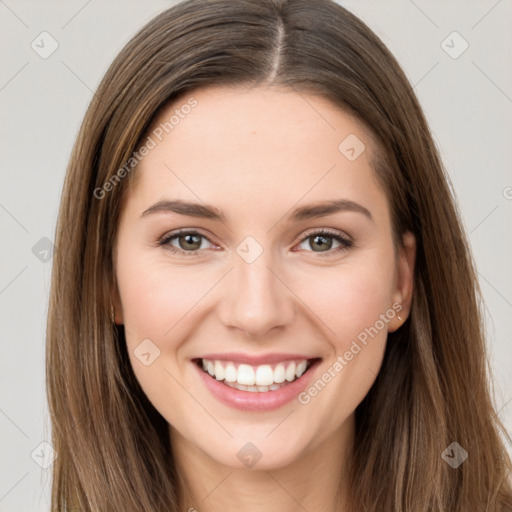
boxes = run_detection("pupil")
[312,235,332,251]
[181,234,201,250]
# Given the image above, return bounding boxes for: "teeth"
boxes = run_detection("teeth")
[255,365,274,386]
[296,360,307,378]
[214,361,224,381]
[224,363,237,383]
[285,362,296,382]
[224,380,289,392]
[200,358,312,390]
[237,364,255,386]
[274,363,286,383]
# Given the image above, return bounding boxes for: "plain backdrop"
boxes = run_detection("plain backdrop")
[1,1,511,510]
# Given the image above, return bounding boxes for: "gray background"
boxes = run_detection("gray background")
[1,0,511,510]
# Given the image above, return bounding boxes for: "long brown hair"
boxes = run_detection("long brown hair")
[46,0,512,510]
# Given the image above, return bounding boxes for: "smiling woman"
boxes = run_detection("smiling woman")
[46,1,512,511]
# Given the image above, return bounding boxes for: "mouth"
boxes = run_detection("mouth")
[192,357,321,393]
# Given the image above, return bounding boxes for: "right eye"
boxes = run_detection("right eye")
[158,229,219,256]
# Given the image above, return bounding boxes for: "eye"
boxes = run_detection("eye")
[158,229,217,257]
[294,229,353,255]
[157,228,353,257]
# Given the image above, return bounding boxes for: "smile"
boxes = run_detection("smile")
[198,358,313,392]
[192,356,321,411]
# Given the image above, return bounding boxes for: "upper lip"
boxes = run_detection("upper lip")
[195,353,320,366]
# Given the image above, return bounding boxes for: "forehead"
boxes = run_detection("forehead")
[146,84,375,161]
[124,85,387,221]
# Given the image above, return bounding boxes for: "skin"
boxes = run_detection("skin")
[112,85,416,512]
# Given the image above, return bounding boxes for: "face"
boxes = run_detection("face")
[112,85,415,470]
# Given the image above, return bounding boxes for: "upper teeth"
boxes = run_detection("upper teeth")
[201,359,309,386]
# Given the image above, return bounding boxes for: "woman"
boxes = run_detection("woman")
[46,0,512,510]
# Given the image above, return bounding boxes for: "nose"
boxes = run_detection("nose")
[218,247,296,339]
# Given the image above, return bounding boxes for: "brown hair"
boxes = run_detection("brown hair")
[46,0,512,510]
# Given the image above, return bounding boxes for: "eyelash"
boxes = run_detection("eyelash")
[157,228,354,258]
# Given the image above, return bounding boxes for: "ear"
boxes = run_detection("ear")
[388,231,416,332]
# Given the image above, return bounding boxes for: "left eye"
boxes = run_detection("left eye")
[296,231,353,254]
[158,229,353,256]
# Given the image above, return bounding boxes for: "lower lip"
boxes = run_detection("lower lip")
[193,359,321,411]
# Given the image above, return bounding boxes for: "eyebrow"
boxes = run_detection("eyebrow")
[140,199,373,223]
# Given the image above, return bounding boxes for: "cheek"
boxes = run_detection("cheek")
[116,249,213,345]
[291,256,396,347]
[115,257,204,421]
[290,254,396,424]
[293,269,394,431]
